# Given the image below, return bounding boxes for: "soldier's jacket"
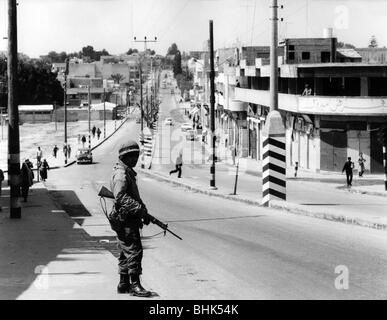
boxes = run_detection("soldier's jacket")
[110,162,146,227]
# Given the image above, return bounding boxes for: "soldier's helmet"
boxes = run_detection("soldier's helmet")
[118,140,140,159]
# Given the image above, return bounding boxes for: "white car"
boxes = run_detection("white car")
[181,122,192,132]
[164,118,173,126]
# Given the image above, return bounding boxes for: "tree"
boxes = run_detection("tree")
[80,45,110,61]
[145,48,155,56]
[0,56,64,106]
[369,35,378,48]
[110,73,125,84]
[127,48,139,55]
[173,50,182,76]
[337,42,356,49]
[167,43,179,55]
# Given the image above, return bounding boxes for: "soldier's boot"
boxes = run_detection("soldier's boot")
[129,274,152,297]
[117,274,130,294]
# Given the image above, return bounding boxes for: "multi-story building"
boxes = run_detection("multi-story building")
[225,37,387,173]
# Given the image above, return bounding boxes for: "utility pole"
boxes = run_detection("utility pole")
[0,81,5,140]
[139,62,145,169]
[54,101,57,131]
[133,36,157,54]
[64,58,69,164]
[146,83,149,127]
[88,83,91,149]
[133,35,157,126]
[7,0,21,218]
[262,0,286,206]
[209,20,217,190]
[103,88,106,138]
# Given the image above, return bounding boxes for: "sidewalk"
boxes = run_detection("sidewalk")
[151,92,387,231]
[0,183,131,300]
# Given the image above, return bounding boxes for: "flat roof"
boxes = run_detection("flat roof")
[19,105,53,112]
[292,62,387,68]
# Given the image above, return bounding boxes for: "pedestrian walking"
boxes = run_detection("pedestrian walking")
[169,152,183,178]
[358,152,366,177]
[39,159,50,181]
[21,159,34,202]
[77,134,81,145]
[81,135,86,148]
[97,127,101,140]
[53,145,59,158]
[110,140,152,297]
[25,159,34,181]
[92,125,96,138]
[63,143,68,157]
[342,157,355,187]
[0,168,4,211]
[67,144,72,159]
[36,146,43,163]
[294,161,299,178]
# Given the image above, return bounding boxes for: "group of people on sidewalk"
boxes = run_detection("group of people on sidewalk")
[21,156,50,202]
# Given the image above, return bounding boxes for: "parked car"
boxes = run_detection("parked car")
[185,129,196,141]
[181,122,192,132]
[164,117,173,126]
[76,148,93,164]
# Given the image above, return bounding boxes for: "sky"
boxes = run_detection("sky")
[0,0,386,58]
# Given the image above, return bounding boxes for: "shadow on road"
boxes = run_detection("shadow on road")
[0,188,107,300]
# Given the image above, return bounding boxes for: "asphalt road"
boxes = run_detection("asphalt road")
[45,73,387,299]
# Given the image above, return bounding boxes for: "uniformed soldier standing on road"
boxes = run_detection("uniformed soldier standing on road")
[110,140,152,297]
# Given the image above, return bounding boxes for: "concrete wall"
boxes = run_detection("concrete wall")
[69,63,96,77]
[283,38,336,64]
[54,109,115,122]
[19,113,52,124]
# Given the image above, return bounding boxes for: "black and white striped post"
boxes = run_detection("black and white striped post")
[262,111,286,206]
[143,128,153,158]
[262,0,286,207]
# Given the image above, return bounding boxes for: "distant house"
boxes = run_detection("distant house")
[19,105,54,124]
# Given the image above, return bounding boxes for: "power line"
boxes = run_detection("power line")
[155,0,190,42]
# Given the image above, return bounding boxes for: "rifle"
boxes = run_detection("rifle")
[98,186,182,240]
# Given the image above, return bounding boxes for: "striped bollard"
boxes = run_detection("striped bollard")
[262,110,286,206]
[143,127,153,168]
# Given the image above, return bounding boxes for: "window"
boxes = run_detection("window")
[321,51,331,63]
[288,52,295,60]
[302,52,310,60]
[288,45,295,51]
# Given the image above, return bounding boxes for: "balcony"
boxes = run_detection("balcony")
[235,87,387,115]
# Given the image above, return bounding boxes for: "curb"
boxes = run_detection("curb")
[336,185,387,198]
[55,117,130,169]
[138,168,387,232]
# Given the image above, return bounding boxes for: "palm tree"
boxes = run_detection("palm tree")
[110,73,125,84]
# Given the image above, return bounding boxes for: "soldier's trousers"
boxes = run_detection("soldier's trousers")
[117,225,143,275]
